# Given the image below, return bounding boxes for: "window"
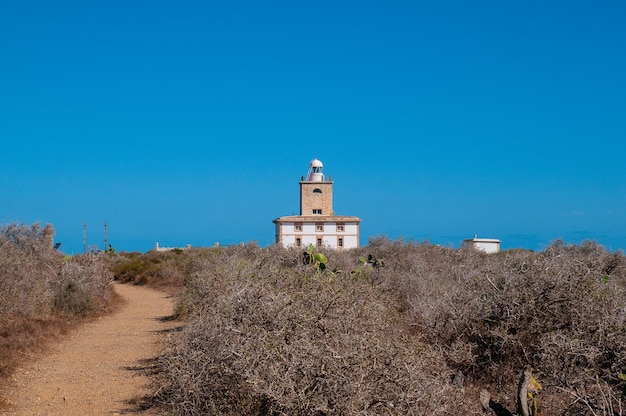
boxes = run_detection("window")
[312,209,322,214]
[315,224,324,232]
[338,237,343,247]
[295,224,302,232]
[313,188,322,193]
[336,223,344,232]
[295,238,301,247]
[317,238,323,247]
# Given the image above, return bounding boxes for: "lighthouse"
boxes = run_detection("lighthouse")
[300,158,334,216]
[273,158,361,249]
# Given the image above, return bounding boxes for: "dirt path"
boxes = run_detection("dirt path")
[1,283,179,416]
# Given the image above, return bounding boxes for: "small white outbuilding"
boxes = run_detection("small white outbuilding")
[463,235,501,253]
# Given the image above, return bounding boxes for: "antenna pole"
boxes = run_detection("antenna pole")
[83,221,87,254]
[104,221,108,250]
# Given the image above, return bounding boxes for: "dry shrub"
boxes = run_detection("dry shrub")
[375,238,626,414]
[0,223,60,315]
[148,239,626,415]
[0,223,114,318]
[107,251,162,284]
[105,249,203,292]
[0,222,115,399]
[157,245,464,415]
[52,254,114,316]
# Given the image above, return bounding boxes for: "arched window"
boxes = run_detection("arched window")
[313,188,322,193]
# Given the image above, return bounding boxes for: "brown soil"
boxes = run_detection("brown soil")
[1,283,180,416]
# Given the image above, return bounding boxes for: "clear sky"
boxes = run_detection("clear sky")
[1,0,625,254]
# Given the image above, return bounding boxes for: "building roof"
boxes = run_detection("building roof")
[463,237,501,243]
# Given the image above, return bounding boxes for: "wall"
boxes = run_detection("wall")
[472,241,500,254]
[277,221,359,249]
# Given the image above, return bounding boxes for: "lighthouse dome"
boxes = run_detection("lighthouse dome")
[310,158,323,168]
[306,158,325,181]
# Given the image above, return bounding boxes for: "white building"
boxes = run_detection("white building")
[463,235,501,253]
[273,158,361,249]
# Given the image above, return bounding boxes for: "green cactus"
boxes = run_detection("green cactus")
[304,244,328,273]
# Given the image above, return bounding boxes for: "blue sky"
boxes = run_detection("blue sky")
[1,0,625,254]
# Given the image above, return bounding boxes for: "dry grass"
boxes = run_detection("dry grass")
[0,314,72,381]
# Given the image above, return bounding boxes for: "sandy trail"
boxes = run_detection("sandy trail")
[2,283,179,416]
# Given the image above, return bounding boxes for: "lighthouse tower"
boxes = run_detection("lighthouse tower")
[273,158,361,249]
[300,158,334,216]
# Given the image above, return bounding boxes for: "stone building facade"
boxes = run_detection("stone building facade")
[274,158,360,249]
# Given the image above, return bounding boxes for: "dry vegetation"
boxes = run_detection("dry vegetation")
[0,223,115,402]
[105,248,188,294]
[106,239,626,415]
[4,227,624,415]
[362,237,626,415]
